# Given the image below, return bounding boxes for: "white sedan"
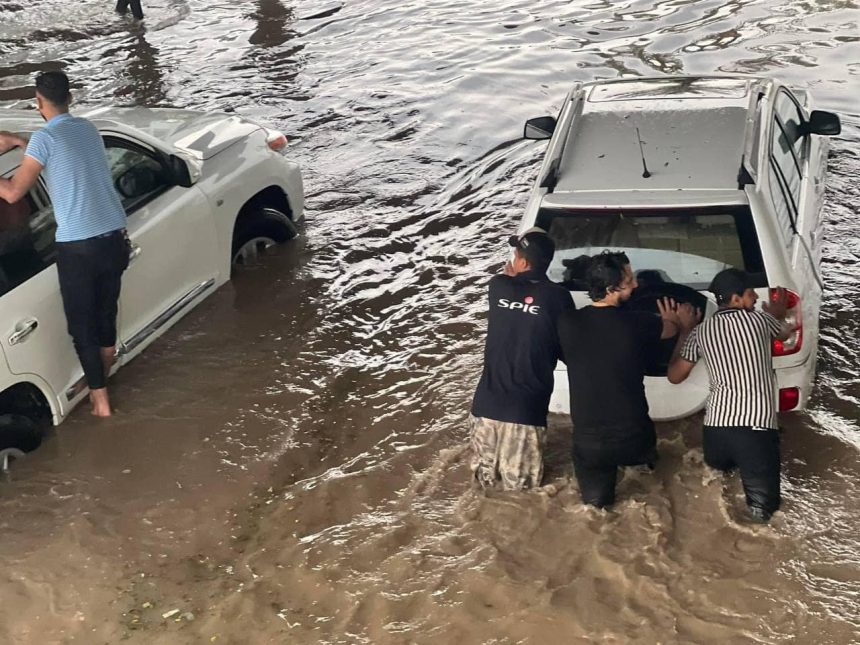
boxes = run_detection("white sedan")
[0,107,304,468]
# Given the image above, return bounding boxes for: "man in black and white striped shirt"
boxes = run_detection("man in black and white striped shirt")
[668,268,791,522]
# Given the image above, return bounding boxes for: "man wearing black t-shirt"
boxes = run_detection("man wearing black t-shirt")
[470,228,574,490]
[557,251,697,508]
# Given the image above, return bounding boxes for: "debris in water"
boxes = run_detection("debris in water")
[162,609,180,619]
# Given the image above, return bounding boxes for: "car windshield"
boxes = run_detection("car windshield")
[535,206,766,291]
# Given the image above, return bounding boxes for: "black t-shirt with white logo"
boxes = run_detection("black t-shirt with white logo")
[471,270,575,426]
[557,306,662,438]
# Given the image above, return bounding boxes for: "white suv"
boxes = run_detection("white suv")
[0,107,303,467]
[518,76,840,421]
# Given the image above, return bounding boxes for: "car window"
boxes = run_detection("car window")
[0,185,57,297]
[770,114,802,213]
[103,139,171,212]
[535,206,766,291]
[767,162,796,247]
[774,89,807,169]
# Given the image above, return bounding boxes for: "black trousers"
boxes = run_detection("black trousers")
[116,0,144,19]
[572,422,657,508]
[703,425,781,515]
[56,231,129,391]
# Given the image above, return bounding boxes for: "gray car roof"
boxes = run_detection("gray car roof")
[553,77,753,198]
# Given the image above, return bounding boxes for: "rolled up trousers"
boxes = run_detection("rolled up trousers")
[56,230,129,391]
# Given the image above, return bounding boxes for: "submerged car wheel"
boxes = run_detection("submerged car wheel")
[0,414,43,472]
[231,207,297,267]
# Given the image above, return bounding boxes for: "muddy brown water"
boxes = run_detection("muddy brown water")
[1,0,859,643]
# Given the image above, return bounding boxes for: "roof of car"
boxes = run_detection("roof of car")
[552,76,757,200]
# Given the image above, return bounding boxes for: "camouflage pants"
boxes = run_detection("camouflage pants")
[469,414,546,491]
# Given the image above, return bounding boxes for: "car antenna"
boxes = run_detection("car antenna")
[635,127,652,178]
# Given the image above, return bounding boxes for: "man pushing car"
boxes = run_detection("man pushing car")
[0,71,129,417]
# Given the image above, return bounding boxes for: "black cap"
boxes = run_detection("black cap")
[708,268,752,304]
[508,226,555,270]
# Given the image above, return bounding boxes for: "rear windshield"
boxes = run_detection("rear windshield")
[536,206,766,291]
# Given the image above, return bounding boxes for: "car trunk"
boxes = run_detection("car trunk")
[539,204,767,421]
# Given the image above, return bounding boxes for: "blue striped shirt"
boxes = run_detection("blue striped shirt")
[25,113,127,243]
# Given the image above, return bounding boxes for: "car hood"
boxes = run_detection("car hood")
[0,106,261,160]
[87,107,261,160]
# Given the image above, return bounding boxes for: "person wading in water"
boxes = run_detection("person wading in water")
[469,228,574,490]
[668,268,791,522]
[116,0,144,20]
[557,251,699,508]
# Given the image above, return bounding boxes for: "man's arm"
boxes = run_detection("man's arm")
[667,303,702,384]
[0,155,42,204]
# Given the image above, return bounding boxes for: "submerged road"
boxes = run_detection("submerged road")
[1,0,859,642]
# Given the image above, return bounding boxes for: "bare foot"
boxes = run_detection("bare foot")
[100,346,117,379]
[90,388,112,417]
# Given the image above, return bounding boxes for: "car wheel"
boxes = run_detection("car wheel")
[0,414,43,472]
[231,207,297,267]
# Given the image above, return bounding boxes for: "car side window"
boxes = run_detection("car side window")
[103,138,172,213]
[767,162,795,248]
[774,89,807,169]
[0,184,57,297]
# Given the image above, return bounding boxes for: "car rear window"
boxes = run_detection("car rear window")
[535,206,766,291]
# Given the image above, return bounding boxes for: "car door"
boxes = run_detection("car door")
[102,135,219,361]
[0,179,79,415]
[770,90,822,280]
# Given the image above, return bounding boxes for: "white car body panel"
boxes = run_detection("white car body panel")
[0,107,303,426]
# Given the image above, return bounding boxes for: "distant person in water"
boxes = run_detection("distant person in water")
[469,228,574,490]
[116,0,144,20]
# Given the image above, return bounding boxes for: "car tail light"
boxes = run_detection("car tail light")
[771,288,802,356]
[266,130,288,152]
[779,387,800,411]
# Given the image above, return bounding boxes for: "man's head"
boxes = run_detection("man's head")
[709,268,758,310]
[506,227,555,276]
[35,71,71,118]
[586,250,637,305]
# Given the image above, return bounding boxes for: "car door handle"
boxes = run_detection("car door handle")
[8,318,38,345]
[129,244,142,263]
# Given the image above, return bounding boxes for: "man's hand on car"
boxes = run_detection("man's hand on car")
[763,286,789,320]
[0,131,27,153]
[677,302,702,331]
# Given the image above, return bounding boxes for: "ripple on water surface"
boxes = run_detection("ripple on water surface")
[1,0,859,643]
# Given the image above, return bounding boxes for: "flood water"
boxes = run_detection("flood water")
[1,0,859,642]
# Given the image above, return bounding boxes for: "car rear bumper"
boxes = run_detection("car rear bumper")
[550,353,815,421]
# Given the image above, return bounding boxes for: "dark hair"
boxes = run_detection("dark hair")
[35,71,71,107]
[586,250,630,301]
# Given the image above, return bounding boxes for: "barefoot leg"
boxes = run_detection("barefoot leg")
[90,388,112,417]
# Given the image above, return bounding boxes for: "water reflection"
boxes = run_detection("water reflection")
[249,0,295,48]
[117,31,166,105]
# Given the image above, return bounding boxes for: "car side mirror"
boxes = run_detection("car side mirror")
[799,110,841,137]
[168,154,194,187]
[524,116,556,140]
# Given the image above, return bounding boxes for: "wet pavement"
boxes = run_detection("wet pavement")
[1,0,859,642]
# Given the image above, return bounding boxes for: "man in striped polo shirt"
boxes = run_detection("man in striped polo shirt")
[668,268,791,522]
[0,71,128,417]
